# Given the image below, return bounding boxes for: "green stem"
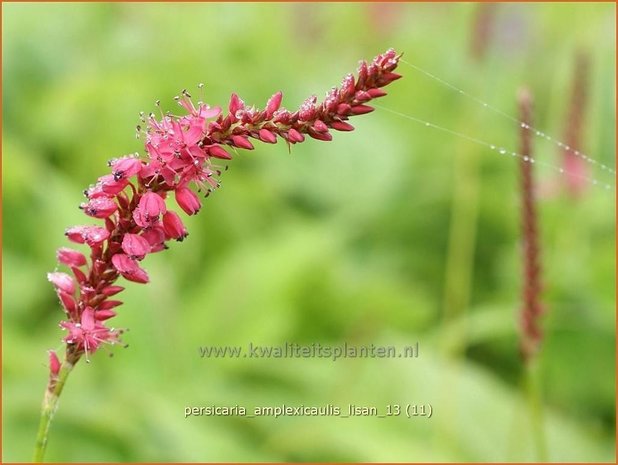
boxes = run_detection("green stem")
[524,358,548,461]
[33,362,74,462]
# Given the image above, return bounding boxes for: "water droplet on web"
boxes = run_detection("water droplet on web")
[490,145,496,150]
[498,148,506,155]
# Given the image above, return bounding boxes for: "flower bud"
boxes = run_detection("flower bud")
[232,135,254,150]
[330,121,355,132]
[208,145,232,160]
[287,128,305,143]
[266,91,283,116]
[94,309,117,321]
[138,192,167,219]
[259,129,277,144]
[350,105,374,115]
[121,234,151,260]
[47,272,75,294]
[163,211,189,241]
[48,350,61,377]
[111,157,142,181]
[101,285,124,296]
[56,248,87,267]
[175,187,201,215]
[80,197,118,219]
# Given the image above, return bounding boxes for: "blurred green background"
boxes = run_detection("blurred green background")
[2,2,615,462]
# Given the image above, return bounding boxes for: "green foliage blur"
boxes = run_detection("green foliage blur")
[2,2,615,462]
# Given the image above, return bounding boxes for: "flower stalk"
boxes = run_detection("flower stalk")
[33,359,74,462]
[34,49,402,462]
[517,88,547,461]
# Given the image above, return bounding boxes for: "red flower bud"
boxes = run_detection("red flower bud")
[94,309,117,321]
[111,253,149,284]
[330,121,355,132]
[258,128,277,144]
[163,211,188,241]
[138,192,166,219]
[350,105,374,115]
[312,120,329,133]
[337,103,352,115]
[121,233,151,260]
[98,300,123,310]
[47,272,75,294]
[48,350,61,377]
[266,91,283,116]
[231,135,254,150]
[141,227,167,252]
[111,156,142,181]
[65,220,116,248]
[287,128,305,143]
[229,93,245,115]
[354,90,372,103]
[308,129,333,142]
[56,247,87,267]
[367,88,387,98]
[101,285,124,296]
[175,187,201,215]
[80,197,118,219]
[208,145,232,160]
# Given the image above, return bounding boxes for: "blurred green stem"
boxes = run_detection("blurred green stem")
[442,134,480,355]
[33,362,73,462]
[525,358,548,461]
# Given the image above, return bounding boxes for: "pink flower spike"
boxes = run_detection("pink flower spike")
[48,350,61,377]
[111,157,142,181]
[175,187,201,215]
[231,135,254,150]
[208,145,233,160]
[266,91,283,116]
[80,197,118,219]
[259,128,277,144]
[163,210,188,241]
[121,234,151,260]
[57,247,87,267]
[48,272,75,294]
